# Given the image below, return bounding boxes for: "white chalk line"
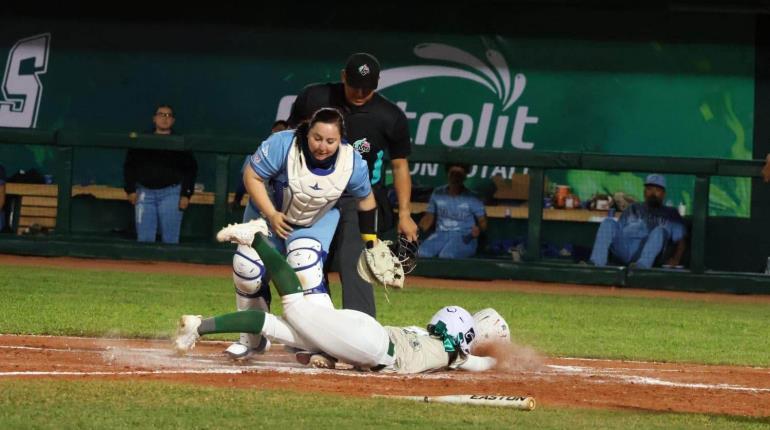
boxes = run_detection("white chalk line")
[3,360,769,394]
[545,365,770,393]
[0,345,103,354]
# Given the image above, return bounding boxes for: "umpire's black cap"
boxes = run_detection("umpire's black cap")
[344,53,380,90]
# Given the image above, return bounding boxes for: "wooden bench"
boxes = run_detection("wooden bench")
[5,183,57,234]
[5,183,249,235]
[410,202,616,223]
[4,183,617,236]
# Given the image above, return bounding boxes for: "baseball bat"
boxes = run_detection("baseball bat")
[373,394,536,411]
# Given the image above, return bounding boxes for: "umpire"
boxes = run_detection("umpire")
[287,52,418,318]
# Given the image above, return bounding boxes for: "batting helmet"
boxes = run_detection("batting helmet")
[427,305,476,355]
[472,308,510,348]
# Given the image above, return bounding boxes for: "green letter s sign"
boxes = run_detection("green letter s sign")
[0,33,50,128]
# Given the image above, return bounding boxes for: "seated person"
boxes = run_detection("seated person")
[418,163,487,259]
[0,164,5,232]
[589,174,686,268]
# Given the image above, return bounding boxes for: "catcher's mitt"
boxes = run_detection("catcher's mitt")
[357,240,405,289]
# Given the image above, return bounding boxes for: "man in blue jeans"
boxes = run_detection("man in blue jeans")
[123,105,198,244]
[418,163,487,259]
[589,174,687,268]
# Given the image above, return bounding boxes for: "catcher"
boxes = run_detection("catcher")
[175,219,510,374]
[225,107,409,365]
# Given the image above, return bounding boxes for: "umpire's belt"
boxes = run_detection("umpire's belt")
[370,339,396,372]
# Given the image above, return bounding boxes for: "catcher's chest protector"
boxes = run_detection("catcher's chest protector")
[282,142,354,226]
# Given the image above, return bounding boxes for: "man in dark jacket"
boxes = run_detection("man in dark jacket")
[123,104,197,244]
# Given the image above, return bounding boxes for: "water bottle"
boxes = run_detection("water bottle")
[678,202,686,217]
[765,257,770,275]
[504,207,511,219]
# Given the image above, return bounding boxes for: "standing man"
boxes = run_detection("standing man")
[288,52,418,318]
[123,104,198,244]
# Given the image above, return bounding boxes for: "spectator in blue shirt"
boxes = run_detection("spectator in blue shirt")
[418,163,487,259]
[589,174,687,268]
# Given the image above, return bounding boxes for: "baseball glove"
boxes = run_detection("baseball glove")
[357,240,405,289]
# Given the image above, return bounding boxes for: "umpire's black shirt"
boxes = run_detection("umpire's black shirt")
[287,82,411,187]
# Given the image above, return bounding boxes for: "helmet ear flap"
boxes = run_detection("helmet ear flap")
[390,234,419,274]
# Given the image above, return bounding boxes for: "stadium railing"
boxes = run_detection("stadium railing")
[0,127,766,293]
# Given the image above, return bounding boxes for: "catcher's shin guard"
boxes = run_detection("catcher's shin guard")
[287,238,333,308]
[232,244,265,295]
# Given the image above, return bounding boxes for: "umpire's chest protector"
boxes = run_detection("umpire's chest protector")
[282,142,355,226]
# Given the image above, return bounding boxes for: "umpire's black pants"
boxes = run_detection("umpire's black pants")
[325,195,376,318]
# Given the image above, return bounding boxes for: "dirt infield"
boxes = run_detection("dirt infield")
[1,335,769,417]
[2,254,770,417]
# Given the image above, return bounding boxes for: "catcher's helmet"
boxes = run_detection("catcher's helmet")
[389,234,419,274]
[427,305,476,355]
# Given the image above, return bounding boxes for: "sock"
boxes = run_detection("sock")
[252,234,303,296]
[197,310,266,335]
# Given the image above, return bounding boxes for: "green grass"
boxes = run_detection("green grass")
[1,380,768,430]
[0,265,769,366]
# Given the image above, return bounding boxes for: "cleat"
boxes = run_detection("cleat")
[216,219,269,246]
[174,315,202,355]
[224,337,271,360]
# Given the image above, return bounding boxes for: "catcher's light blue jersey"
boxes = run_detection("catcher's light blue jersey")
[244,129,371,254]
[248,130,371,202]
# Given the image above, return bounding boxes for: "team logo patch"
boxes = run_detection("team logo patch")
[358,64,370,76]
[353,138,371,154]
[253,144,269,164]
